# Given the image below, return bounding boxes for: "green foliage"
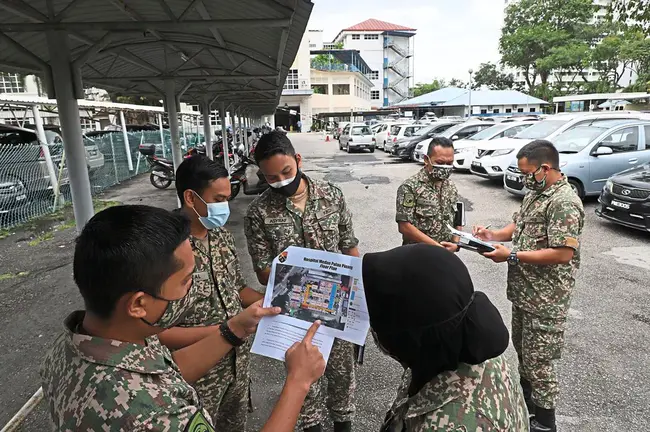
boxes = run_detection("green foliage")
[610,0,650,35]
[500,0,598,90]
[411,79,446,97]
[448,78,467,88]
[472,63,515,90]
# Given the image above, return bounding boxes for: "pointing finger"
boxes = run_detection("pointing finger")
[303,320,321,345]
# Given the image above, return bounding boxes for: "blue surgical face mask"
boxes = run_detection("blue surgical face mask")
[192,191,230,229]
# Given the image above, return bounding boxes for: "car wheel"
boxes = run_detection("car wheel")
[346,144,351,153]
[383,140,387,151]
[568,178,585,200]
[370,147,375,153]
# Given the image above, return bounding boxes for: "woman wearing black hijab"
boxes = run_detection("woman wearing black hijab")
[363,244,529,431]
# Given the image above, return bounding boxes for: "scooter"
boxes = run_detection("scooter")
[228,145,269,200]
[139,144,195,189]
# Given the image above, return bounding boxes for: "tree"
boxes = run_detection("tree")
[448,78,467,88]
[411,78,446,97]
[471,62,515,90]
[500,0,598,92]
[591,26,650,90]
[610,0,650,35]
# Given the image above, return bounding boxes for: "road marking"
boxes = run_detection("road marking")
[603,247,650,270]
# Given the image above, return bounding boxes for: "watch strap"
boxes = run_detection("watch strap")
[220,321,245,347]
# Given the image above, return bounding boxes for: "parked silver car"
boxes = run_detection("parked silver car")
[504,120,650,199]
[338,123,376,153]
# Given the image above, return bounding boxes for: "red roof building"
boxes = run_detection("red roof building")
[343,19,416,32]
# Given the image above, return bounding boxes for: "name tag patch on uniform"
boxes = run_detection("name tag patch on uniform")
[193,271,210,282]
[264,216,291,225]
[316,208,337,219]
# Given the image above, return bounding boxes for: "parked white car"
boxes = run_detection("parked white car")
[338,123,376,153]
[373,122,396,150]
[386,123,425,153]
[453,122,535,171]
[413,121,493,163]
[469,112,650,180]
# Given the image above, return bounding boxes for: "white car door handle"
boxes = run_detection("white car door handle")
[629,158,638,163]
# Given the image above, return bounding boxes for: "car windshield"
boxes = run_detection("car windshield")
[440,122,474,138]
[351,126,371,135]
[514,120,569,139]
[553,126,609,153]
[467,124,509,141]
[414,125,435,136]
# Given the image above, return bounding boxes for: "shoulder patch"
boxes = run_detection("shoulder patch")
[403,193,415,208]
[184,409,215,432]
[565,237,579,249]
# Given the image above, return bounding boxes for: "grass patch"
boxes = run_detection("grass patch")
[4,198,121,246]
[0,271,30,281]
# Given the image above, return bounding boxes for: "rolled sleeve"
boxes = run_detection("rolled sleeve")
[546,200,584,250]
[396,183,416,223]
[337,191,359,250]
[244,206,274,272]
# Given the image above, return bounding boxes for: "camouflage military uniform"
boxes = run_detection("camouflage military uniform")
[396,168,458,244]
[177,227,253,432]
[509,176,584,409]
[244,176,359,428]
[382,355,530,431]
[40,311,215,431]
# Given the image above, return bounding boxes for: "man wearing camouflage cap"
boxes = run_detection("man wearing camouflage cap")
[475,140,585,432]
[244,131,359,432]
[395,136,461,252]
[40,205,326,432]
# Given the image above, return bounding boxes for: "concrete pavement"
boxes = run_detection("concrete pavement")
[1,132,649,431]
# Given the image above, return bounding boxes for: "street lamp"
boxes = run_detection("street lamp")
[468,69,473,118]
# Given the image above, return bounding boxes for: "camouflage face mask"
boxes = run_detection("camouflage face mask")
[141,282,197,329]
[425,156,453,181]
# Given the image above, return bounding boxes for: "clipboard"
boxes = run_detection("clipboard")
[448,225,496,253]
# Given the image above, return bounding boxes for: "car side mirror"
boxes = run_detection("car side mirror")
[594,146,613,156]
[451,135,460,141]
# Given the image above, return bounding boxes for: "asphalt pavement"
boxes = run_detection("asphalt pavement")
[0,132,649,431]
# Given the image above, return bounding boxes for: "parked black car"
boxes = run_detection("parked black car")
[393,121,461,160]
[596,163,650,232]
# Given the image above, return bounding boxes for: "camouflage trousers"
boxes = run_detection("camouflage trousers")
[194,353,250,432]
[299,338,357,428]
[511,306,566,409]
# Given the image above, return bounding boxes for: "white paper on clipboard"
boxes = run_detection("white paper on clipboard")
[448,225,497,253]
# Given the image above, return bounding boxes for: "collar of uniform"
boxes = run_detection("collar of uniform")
[402,361,485,418]
[268,175,326,206]
[63,311,171,375]
[541,175,569,197]
[189,228,223,256]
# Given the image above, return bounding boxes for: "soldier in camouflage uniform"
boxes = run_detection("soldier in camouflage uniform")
[244,131,359,432]
[396,137,461,252]
[477,140,584,432]
[363,244,529,432]
[40,205,283,431]
[159,155,264,431]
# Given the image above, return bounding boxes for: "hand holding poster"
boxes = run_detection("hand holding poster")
[251,246,370,364]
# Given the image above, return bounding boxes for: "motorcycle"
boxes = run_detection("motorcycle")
[139,144,177,189]
[228,144,269,200]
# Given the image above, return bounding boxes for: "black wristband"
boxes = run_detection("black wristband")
[220,321,245,347]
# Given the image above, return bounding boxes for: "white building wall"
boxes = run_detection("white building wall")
[310,70,373,115]
[280,31,313,130]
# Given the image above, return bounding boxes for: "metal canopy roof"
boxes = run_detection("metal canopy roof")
[0,0,313,116]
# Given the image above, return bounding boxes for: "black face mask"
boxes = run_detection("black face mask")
[269,169,303,197]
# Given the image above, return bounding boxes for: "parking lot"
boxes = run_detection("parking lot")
[1,132,649,431]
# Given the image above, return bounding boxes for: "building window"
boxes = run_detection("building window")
[283,69,299,90]
[371,90,380,100]
[517,108,524,112]
[0,73,24,93]
[480,109,488,114]
[332,84,350,95]
[493,109,500,114]
[351,34,360,40]
[368,70,379,80]
[530,107,536,112]
[506,108,512,113]
[309,43,317,48]
[311,84,328,94]
[364,34,379,40]
[80,118,95,131]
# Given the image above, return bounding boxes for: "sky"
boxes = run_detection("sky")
[307,0,506,85]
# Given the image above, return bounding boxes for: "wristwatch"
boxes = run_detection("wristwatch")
[220,321,245,347]
[507,249,519,266]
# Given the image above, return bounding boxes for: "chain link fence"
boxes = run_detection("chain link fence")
[0,130,204,230]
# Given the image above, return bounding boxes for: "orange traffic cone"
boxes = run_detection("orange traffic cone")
[325,134,330,142]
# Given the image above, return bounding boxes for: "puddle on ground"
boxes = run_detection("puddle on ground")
[360,176,390,185]
[603,247,650,270]
[323,171,356,183]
